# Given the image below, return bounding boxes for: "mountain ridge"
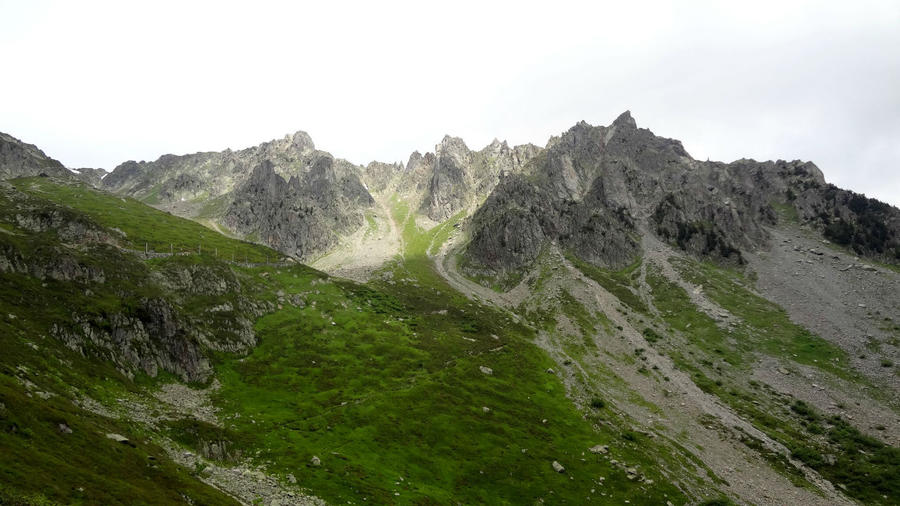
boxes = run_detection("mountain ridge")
[4,112,899,275]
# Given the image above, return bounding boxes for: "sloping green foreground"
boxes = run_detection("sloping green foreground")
[0,179,252,504]
[0,179,702,504]
[4,177,897,505]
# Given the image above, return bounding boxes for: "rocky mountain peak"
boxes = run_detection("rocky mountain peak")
[420,134,542,221]
[289,130,315,153]
[435,135,470,157]
[405,151,423,170]
[612,110,637,129]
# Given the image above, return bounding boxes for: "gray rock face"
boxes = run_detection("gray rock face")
[421,136,542,221]
[463,111,897,278]
[793,183,900,261]
[397,151,434,195]
[363,161,403,193]
[103,131,375,260]
[103,131,319,200]
[0,132,73,180]
[356,137,542,225]
[222,157,374,259]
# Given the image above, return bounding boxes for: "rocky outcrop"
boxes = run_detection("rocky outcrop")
[0,183,272,382]
[52,298,212,382]
[794,184,900,261]
[421,136,541,221]
[462,111,891,280]
[0,132,74,180]
[222,157,374,259]
[463,169,640,278]
[396,151,434,196]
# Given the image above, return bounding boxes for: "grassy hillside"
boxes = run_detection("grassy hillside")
[0,178,257,504]
[5,177,895,505]
[12,177,276,262]
[0,179,708,504]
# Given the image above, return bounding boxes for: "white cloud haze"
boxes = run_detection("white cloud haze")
[1,0,898,205]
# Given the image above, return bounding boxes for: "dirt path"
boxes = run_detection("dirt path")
[433,238,512,307]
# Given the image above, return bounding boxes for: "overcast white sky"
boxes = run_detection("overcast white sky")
[1,0,898,205]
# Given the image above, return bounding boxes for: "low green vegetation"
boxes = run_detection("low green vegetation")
[210,261,692,504]
[13,177,276,262]
[0,371,237,505]
[0,180,272,503]
[787,403,900,503]
[0,180,703,503]
[12,176,893,504]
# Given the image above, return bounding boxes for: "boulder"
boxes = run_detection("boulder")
[589,445,609,454]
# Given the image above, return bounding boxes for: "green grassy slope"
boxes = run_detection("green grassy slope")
[0,179,699,504]
[13,177,895,505]
[207,195,697,504]
[0,179,254,504]
[12,178,276,262]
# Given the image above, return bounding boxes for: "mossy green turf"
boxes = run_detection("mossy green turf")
[10,178,894,504]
